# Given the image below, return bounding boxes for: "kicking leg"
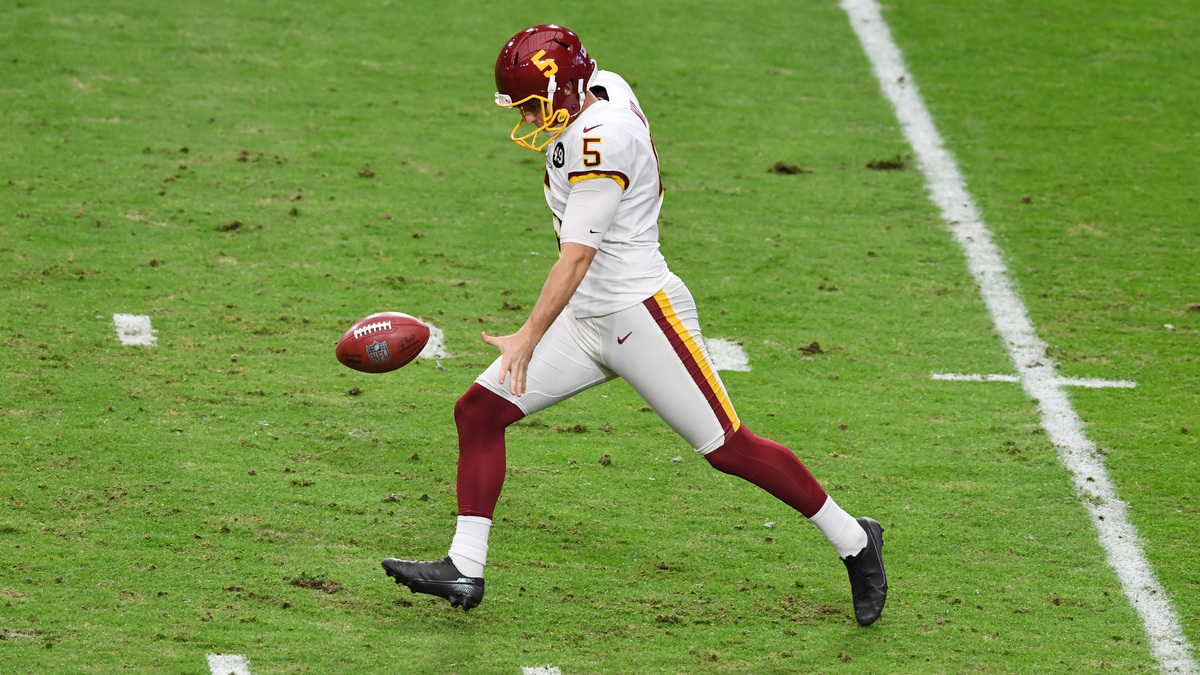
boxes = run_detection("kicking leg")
[705,427,886,625]
[608,280,887,625]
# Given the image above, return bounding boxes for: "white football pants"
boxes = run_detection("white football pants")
[475,274,740,454]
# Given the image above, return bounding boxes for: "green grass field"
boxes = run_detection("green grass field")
[2,0,1197,672]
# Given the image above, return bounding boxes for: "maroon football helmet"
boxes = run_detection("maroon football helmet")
[494,25,597,151]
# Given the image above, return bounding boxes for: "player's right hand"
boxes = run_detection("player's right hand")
[480,329,535,396]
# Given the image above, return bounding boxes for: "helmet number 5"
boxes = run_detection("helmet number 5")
[531,50,558,78]
[582,137,601,167]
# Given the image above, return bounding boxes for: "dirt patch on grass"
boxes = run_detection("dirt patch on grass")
[866,156,906,170]
[289,573,343,594]
[798,341,825,355]
[768,161,812,175]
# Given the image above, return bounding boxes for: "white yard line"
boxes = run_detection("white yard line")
[840,1,1196,672]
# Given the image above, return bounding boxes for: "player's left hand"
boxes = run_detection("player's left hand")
[480,329,535,396]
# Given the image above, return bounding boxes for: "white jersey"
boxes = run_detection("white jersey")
[544,70,672,318]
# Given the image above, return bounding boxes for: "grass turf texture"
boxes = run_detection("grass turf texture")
[1,0,1195,672]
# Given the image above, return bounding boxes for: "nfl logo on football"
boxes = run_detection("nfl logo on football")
[367,340,392,365]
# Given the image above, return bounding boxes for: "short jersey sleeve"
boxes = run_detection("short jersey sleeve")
[556,177,623,248]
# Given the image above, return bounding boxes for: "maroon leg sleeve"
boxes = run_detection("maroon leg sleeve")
[703,425,829,518]
[454,384,525,519]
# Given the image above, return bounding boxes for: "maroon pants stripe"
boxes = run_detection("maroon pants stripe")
[642,292,739,441]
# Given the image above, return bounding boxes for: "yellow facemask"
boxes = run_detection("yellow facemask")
[495,77,571,152]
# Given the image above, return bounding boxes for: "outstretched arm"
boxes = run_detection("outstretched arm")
[480,176,622,396]
[481,242,596,396]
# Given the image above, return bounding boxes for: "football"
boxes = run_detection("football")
[336,312,430,374]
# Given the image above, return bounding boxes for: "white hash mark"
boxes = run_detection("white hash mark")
[206,653,251,675]
[418,322,451,359]
[932,373,1137,389]
[704,337,751,372]
[112,314,157,347]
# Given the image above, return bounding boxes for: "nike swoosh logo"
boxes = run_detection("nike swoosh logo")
[589,229,601,234]
[583,125,603,133]
[617,331,632,344]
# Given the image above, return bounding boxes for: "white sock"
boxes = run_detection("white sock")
[809,495,868,559]
[447,515,491,578]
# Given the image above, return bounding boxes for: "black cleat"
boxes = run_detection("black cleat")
[842,517,887,626]
[381,556,485,611]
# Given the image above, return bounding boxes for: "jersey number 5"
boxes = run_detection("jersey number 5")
[582,137,601,167]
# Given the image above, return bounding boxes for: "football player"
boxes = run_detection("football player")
[383,24,888,626]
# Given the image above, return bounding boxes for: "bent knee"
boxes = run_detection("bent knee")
[702,426,751,473]
[455,383,524,430]
[454,384,490,425]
